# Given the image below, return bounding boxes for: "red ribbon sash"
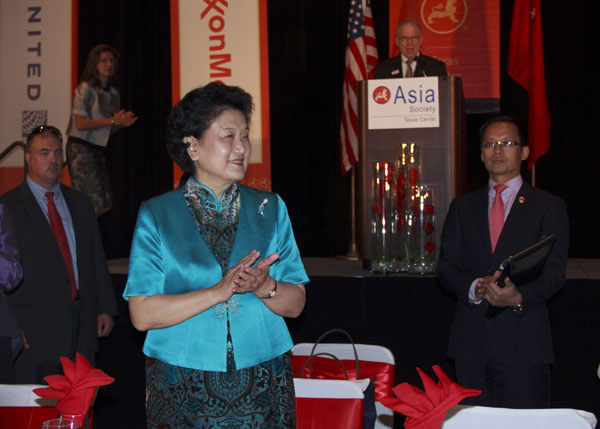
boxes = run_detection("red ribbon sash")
[292,355,395,401]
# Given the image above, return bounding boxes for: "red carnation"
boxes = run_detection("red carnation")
[423,221,435,235]
[425,241,435,254]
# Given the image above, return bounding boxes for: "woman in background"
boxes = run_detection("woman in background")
[124,82,308,428]
[66,44,137,216]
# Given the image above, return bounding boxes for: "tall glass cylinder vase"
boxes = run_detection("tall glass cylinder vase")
[406,185,436,274]
[396,143,421,272]
[369,161,399,274]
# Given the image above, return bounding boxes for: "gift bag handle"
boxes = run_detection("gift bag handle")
[310,328,360,379]
[301,352,350,379]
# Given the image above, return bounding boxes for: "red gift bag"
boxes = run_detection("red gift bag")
[293,329,395,428]
[0,384,59,428]
[0,406,59,428]
[292,329,396,428]
[295,377,371,429]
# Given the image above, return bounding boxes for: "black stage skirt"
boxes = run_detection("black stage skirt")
[145,353,297,428]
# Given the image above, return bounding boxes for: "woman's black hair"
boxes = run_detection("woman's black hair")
[165,82,254,173]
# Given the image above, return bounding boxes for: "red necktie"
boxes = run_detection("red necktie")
[489,184,508,252]
[46,192,77,300]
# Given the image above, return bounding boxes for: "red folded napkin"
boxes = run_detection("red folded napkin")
[380,365,481,429]
[33,353,114,423]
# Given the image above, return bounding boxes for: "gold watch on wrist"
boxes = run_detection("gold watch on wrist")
[258,280,278,300]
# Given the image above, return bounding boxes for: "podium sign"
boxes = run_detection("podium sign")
[357,76,467,264]
[367,77,440,129]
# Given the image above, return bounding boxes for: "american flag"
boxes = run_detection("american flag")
[340,0,378,174]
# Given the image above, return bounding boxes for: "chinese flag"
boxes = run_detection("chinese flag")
[507,0,550,170]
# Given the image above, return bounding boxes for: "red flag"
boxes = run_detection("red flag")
[340,0,378,174]
[507,0,550,170]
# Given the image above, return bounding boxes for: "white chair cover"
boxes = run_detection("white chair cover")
[292,343,395,364]
[442,405,597,429]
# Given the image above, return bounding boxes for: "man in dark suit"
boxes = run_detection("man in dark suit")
[437,116,568,408]
[374,19,447,79]
[0,125,117,384]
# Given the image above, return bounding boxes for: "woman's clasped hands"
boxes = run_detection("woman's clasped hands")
[213,250,280,303]
[113,109,138,127]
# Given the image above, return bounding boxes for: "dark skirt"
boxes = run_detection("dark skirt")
[66,136,113,209]
[145,353,297,428]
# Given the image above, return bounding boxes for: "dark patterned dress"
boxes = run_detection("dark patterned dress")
[145,179,296,428]
[66,82,120,210]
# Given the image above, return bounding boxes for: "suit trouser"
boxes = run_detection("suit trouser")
[455,358,551,408]
[14,299,82,384]
[0,337,15,383]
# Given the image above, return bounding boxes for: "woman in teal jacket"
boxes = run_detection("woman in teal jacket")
[124,83,308,427]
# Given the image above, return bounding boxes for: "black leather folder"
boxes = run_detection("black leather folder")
[486,234,556,318]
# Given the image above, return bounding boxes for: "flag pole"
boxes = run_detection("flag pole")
[337,0,377,260]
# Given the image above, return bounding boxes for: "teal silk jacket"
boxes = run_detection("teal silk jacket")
[123,184,309,372]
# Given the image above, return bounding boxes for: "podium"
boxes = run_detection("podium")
[356,76,467,264]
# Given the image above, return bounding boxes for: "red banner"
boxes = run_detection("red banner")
[170,0,271,189]
[389,0,500,99]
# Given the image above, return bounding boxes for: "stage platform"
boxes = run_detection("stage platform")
[108,257,600,279]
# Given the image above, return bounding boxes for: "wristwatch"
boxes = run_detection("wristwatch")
[258,280,278,300]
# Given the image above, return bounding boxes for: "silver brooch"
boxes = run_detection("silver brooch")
[258,198,268,216]
[214,296,241,319]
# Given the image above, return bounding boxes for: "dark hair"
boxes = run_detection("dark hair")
[396,19,423,37]
[80,44,120,88]
[479,115,527,146]
[25,125,63,152]
[165,82,254,173]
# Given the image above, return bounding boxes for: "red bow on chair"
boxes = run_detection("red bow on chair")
[380,365,481,429]
[33,353,114,426]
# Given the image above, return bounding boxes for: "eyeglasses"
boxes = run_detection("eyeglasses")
[397,36,421,43]
[28,125,63,143]
[480,141,521,149]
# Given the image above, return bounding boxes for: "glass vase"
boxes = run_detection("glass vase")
[369,161,399,274]
[60,414,89,429]
[406,185,436,274]
[396,142,421,272]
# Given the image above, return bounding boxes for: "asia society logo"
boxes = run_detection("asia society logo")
[372,86,391,104]
[421,0,468,34]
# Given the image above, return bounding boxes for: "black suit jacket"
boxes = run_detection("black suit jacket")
[0,182,117,366]
[373,53,448,79]
[437,183,568,365]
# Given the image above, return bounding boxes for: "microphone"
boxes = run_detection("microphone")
[415,55,428,77]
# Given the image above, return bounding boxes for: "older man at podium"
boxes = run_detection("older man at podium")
[374,19,447,79]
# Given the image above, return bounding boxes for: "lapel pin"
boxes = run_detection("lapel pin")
[518,196,525,204]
